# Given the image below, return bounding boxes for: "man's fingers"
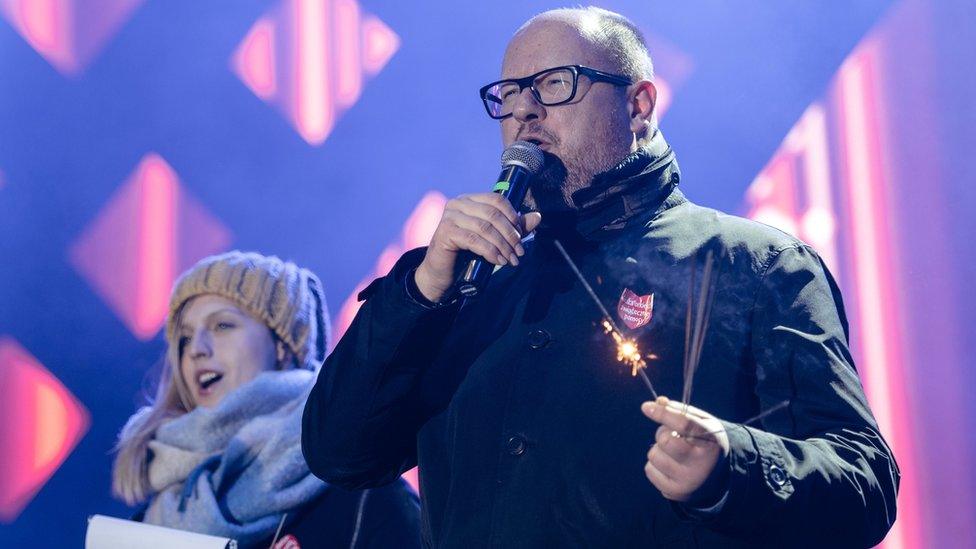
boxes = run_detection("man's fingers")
[448,211,521,265]
[661,398,711,421]
[444,226,509,266]
[641,401,655,419]
[648,443,688,481]
[644,450,685,501]
[463,193,520,226]
[521,211,542,234]
[642,399,697,434]
[450,199,525,258]
[655,426,698,461]
[644,451,676,485]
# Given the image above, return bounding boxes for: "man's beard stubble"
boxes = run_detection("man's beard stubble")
[525,151,572,213]
[519,123,628,215]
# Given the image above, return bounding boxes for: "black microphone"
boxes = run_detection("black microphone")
[456,140,545,298]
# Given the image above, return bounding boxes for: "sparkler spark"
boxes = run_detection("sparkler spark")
[601,319,657,376]
[554,239,659,398]
[619,341,638,359]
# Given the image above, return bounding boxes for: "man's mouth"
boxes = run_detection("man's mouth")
[196,370,224,393]
[517,133,552,150]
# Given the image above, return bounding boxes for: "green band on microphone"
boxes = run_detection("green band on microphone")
[493,181,510,192]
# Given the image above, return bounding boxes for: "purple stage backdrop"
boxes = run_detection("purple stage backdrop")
[1,1,974,547]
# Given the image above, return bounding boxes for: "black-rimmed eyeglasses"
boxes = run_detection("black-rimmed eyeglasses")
[479,65,633,120]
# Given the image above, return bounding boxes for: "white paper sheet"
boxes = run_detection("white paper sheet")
[86,515,237,549]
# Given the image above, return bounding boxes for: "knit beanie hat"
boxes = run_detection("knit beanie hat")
[165,251,329,371]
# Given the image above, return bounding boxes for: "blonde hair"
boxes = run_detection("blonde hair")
[112,250,329,505]
[111,312,298,504]
[111,249,324,505]
[111,350,191,504]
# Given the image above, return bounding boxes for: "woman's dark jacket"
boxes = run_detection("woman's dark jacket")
[134,478,421,548]
[257,478,421,548]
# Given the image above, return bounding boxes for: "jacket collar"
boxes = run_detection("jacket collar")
[536,130,683,243]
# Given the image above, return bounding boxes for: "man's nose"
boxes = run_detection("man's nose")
[512,87,546,122]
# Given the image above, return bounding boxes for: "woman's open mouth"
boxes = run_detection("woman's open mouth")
[197,370,224,395]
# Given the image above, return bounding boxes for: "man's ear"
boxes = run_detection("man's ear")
[628,80,657,134]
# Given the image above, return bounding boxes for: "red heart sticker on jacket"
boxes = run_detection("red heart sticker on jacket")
[618,288,654,330]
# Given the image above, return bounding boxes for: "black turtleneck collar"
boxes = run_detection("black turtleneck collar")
[535,130,683,243]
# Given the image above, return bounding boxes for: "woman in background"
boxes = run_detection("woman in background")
[112,251,421,548]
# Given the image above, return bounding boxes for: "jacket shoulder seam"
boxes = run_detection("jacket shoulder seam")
[748,243,805,313]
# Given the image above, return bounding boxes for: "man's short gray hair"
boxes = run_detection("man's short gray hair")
[522,6,654,82]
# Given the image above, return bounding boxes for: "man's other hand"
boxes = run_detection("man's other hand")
[641,396,731,504]
[414,193,541,303]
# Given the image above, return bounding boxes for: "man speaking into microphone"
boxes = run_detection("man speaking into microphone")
[302,7,899,548]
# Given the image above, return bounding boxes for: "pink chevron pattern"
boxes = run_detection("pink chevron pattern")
[334,190,446,343]
[231,0,400,145]
[68,153,232,340]
[331,189,448,494]
[0,337,89,523]
[745,102,840,275]
[0,0,143,76]
[744,29,921,549]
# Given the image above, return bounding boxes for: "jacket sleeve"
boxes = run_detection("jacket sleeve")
[302,248,460,489]
[357,479,423,549]
[689,244,900,547]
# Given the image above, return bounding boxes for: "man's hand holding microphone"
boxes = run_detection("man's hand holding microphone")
[414,141,545,302]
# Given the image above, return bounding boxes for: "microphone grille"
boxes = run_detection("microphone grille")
[501,141,545,175]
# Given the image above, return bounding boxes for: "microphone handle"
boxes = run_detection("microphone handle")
[456,164,532,297]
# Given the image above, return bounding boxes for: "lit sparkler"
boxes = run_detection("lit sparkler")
[601,319,658,376]
[553,239,658,398]
[553,238,789,440]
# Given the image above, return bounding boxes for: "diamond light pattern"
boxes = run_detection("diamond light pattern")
[68,153,232,340]
[0,0,144,77]
[330,191,447,495]
[333,190,446,342]
[231,0,400,145]
[744,102,840,275]
[0,337,89,523]
[744,33,920,549]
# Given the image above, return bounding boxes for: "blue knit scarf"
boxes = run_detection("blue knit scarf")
[142,369,326,547]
